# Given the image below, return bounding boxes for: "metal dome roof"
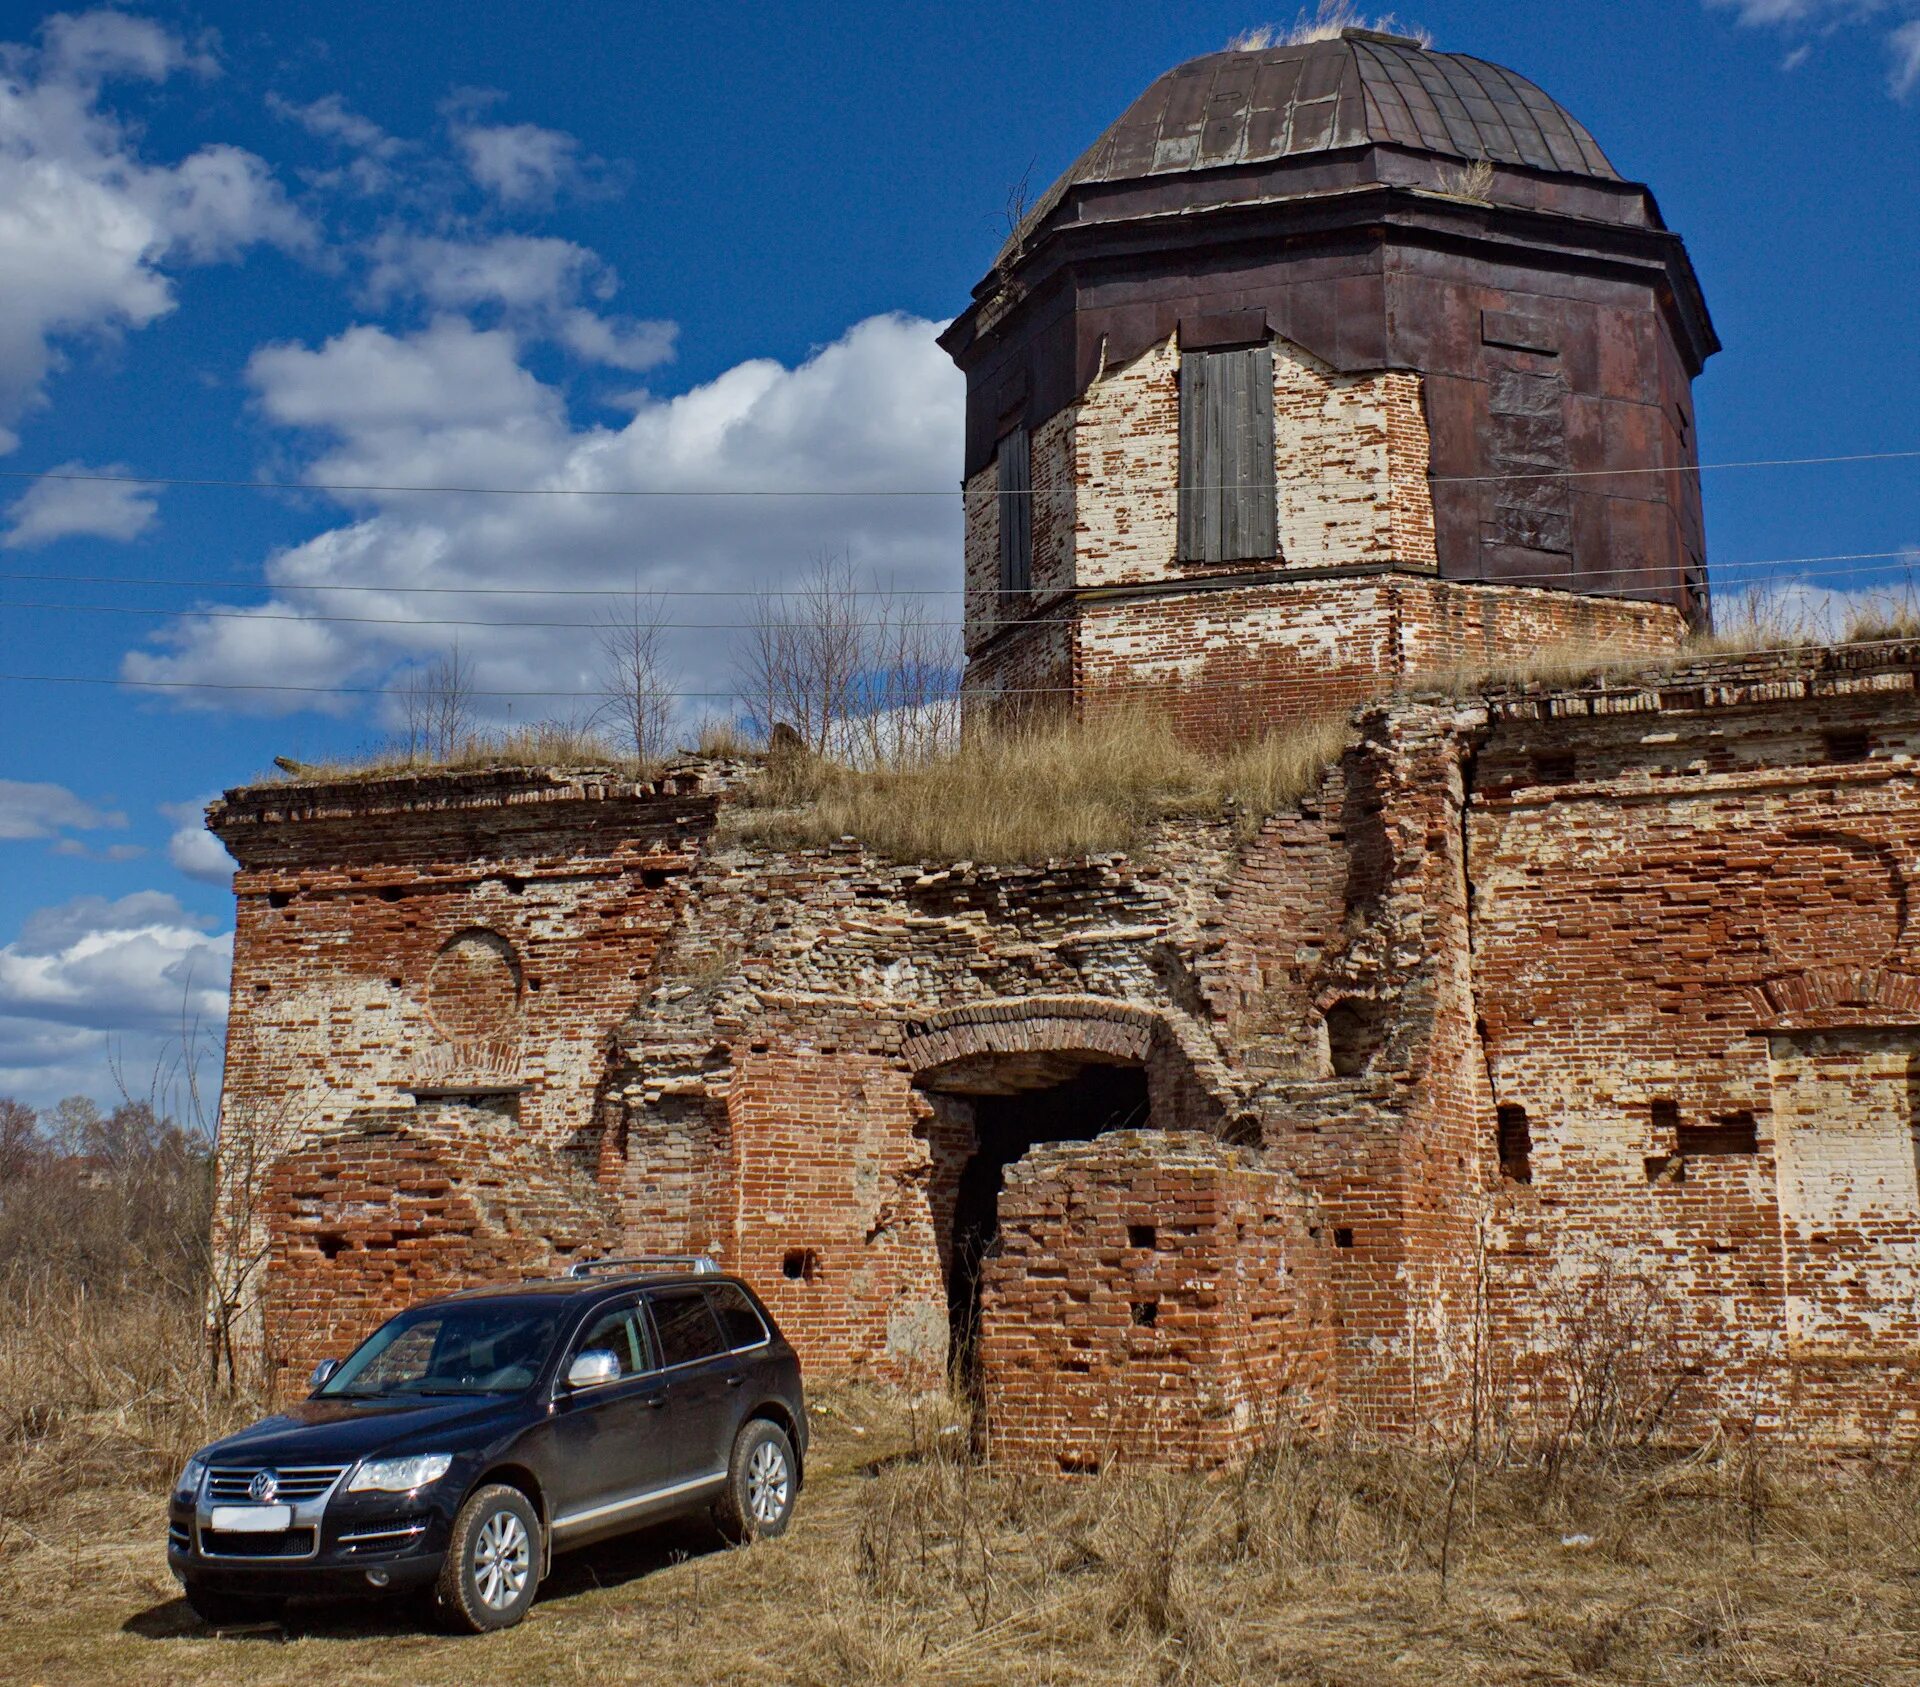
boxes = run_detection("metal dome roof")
[1000,31,1619,264]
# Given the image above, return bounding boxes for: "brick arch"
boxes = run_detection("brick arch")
[900,996,1160,1090]
[900,994,1236,1137]
[1751,965,1920,1029]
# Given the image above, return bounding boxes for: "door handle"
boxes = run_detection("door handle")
[725,1373,744,1388]
[643,1392,668,1410]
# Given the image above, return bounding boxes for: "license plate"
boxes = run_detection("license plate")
[209,1504,293,1532]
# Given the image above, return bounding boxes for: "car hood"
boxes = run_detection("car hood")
[199,1394,528,1465]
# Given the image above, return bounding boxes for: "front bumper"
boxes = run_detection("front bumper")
[167,1486,455,1595]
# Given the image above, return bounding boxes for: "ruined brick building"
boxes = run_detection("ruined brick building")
[211,31,1920,1462]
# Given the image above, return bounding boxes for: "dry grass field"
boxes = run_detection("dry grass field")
[5,1286,1920,1687]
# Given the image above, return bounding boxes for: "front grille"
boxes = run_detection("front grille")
[206,1464,347,1504]
[198,1526,316,1559]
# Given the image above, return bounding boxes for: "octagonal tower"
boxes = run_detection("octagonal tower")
[939,29,1718,739]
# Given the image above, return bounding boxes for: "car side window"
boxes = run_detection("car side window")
[648,1287,727,1367]
[705,1284,769,1351]
[572,1301,647,1379]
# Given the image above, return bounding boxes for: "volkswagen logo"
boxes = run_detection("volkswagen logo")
[248,1469,280,1504]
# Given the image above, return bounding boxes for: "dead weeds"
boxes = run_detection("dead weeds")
[726,709,1351,865]
[10,1336,1920,1687]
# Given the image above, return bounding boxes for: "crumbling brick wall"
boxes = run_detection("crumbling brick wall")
[960,326,1681,739]
[210,767,713,1381]
[208,645,1920,1452]
[979,1131,1329,1469]
[1468,645,1920,1446]
[259,1110,620,1397]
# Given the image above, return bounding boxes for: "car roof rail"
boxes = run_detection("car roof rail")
[564,1254,720,1280]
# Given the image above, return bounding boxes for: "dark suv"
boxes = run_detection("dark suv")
[166,1258,807,1632]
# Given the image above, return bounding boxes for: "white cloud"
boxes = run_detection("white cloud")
[365,231,605,311]
[269,90,394,156]
[361,234,677,372]
[37,8,216,85]
[454,119,586,205]
[0,890,230,1028]
[166,814,236,885]
[0,9,310,452]
[556,309,678,372]
[1891,18,1920,92]
[247,315,559,437]
[0,890,229,1108]
[1706,1,1920,97]
[52,837,144,861]
[267,90,409,196]
[2,460,157,546]
[0,778,125,840]
[119,311,964,718]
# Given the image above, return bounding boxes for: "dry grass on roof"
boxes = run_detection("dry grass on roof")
[727,708,1352,865]
[263,723,660,785]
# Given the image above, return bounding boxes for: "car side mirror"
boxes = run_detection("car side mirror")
[309,1358,340,1391]
[566,1349,622,1391]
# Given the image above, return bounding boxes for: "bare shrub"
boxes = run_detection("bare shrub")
[730,708,1349,865]
[1527,1255,1690,1470]
[734,553,960,764]
[399,640,476,762]
[594,584,678,767]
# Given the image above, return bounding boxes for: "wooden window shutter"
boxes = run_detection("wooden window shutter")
[997,426,1032,596]
[1178,344,1276,563]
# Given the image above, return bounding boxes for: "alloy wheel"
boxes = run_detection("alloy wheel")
[746,1439,790,1524]
[472,1508,531,1610]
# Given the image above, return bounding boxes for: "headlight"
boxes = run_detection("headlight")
[347,1454,453,1493]
[173,1457,207,1500]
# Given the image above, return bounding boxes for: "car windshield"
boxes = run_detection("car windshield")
[319,1302,566,1398]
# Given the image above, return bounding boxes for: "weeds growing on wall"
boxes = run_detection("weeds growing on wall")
[727,708,1352,865]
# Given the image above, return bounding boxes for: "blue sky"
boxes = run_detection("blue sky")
[1,0,1916,1110]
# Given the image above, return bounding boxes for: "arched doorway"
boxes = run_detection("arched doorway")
[927,1056,1150,1388]
[900,997,1210,1390]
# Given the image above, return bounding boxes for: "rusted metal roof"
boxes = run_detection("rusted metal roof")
[1002,31,1618,265]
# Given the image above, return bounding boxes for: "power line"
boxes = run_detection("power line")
[0,447,1914,500]
[7,634,1919,701]
[0,550,1912,606]
[6,551,1920,634]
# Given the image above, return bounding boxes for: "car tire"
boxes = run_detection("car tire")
[182,1580,283,1628]
[713,1418,798,1542]
[434,1482,542,1633]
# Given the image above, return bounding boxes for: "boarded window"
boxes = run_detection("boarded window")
[1178,344,1277,563]
[997,426,1032,596]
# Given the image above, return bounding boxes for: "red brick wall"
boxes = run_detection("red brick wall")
[1066,575,1682,745]
[209,647,1920,1453]
[980,1132,1329,1469]
[260,1113,619,1396]
[210,769,710,1386]
[964,574,1682,745]
[1468,653,1920,1446]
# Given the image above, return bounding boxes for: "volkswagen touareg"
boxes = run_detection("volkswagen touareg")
[165,1258,807,1632]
